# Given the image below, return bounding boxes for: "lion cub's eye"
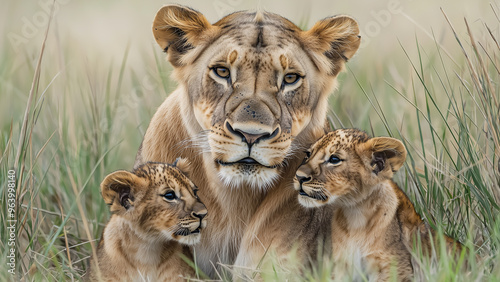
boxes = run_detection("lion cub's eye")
[213,67,230,79]
[301,151,311,165]
[328,155,342,165]
[283,73,300,85]
[163,191,177,201]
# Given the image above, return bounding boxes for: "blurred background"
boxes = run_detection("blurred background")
[1,0,499,280]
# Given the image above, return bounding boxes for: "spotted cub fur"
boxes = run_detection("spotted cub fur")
[87,159,207,281]
[295,129,462,281]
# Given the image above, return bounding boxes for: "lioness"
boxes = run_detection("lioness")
[87,160,207,281]
[137,5,360,277]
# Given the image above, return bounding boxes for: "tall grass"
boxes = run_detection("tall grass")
[0,3,499,281]
[330,8,500,281]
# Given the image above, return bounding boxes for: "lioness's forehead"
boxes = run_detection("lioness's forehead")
[313,129,369,152]
[214,11,301,49]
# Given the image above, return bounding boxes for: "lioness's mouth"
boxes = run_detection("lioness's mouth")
[216,158,279,169]
[236,157,259,164]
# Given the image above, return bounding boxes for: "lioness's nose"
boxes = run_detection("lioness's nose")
[226,122,279,147]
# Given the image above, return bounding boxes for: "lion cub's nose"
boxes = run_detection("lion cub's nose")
[226,122,279,147]
[192,209,207,220]
[296,175,311,184]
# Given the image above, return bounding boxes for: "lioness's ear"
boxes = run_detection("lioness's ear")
[359,137,407,176]
[100,171,142,211]
[152,5,214,67]
[303,16,361,76]
[173,157,192,178]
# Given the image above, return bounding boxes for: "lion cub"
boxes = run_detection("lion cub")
[87,159,207,281]
[295,129,462,281]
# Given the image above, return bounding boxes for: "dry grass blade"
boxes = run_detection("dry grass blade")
[0,121,13,166]
[13,1,55,170]
[441,9,482,97]
[464,18,498,108]
[490,2,500,23]
[56,197,73,270]
[485,23,500,52]
[478,41,500,75]
[63,155,101,279]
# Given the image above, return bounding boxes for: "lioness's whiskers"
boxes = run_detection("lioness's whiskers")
[173,130,211,156]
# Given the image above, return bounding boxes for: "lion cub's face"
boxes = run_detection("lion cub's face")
[294,129,406,208]
[100,159,207,245]
[152,5,361,189]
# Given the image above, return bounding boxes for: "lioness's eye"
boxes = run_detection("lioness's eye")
[328,155,342,165]
[283,73,300,85]
[214,67,230,79]
[164,191,177,201]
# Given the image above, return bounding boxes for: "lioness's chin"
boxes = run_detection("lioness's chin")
[217,164,279,190]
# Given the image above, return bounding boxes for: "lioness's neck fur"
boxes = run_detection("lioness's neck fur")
[90,216,194,281]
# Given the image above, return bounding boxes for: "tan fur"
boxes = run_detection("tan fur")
[294,129,463,280]
[87,162,207,281]
[235,129,463,281]
[138,5,360,277]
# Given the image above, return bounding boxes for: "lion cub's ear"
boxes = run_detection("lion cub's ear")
[100,171,143,212]
[173,157,192,178]
[303,16,361,76]
[152,5,215,67]
[358,137,407,178]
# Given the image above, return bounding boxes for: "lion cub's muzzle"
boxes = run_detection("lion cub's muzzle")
[176,203,207,236]
[191,207,208,233]
[296,175,312,196]
[295,175,327,201]
[294,171,330,207]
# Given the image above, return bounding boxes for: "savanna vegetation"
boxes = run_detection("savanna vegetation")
[1,0,499,280]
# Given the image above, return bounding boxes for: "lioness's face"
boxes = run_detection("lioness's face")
[197,23,321,188]
[101,163,208,245]
[294,129,406,208]
[153,6,361,188]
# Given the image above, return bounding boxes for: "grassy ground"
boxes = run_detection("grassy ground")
[1,1,499,281]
